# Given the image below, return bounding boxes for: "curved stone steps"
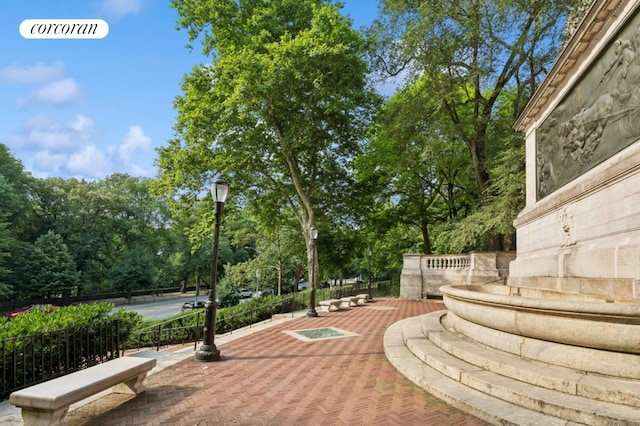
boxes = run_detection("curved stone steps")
[383,319,569,426]
[384,311,640,425]
[443,309,640,380]
[421,312,640,408]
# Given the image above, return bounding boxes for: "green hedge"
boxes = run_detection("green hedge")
[127,295,306,349]
[1,303,141,400]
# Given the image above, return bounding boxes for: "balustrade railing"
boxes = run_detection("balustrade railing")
[423,255,471,270]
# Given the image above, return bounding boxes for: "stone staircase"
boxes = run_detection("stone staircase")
[384,310,640,425]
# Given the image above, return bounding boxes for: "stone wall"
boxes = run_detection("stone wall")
[400,252,516,299]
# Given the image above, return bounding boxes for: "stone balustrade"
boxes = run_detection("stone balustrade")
[423,255,470,270]
[400,251,516,299]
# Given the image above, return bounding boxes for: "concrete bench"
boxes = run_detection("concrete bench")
[10,356,156,426]
[319,299,342,312]
[355,294,370,305]
[340,296,359,308]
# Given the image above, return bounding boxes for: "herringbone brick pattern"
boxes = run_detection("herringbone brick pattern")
[67,299,490,425]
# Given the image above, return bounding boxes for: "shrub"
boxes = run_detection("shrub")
[126,295,307,349]
[0,303,142,400]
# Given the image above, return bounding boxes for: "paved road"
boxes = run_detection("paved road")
[114,296,195,320]
[116,295,254,320]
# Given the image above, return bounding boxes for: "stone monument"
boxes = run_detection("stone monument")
[441,0,640,377]
[509,0,640,300]
[388,0,640,422]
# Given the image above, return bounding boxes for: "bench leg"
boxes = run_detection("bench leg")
[113,373,149,395]
[20,406,68,426]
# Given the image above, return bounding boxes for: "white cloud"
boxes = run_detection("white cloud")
[68,114,94,133]
[99,0,146,19]
[14,114,95,151]
[17,78,83,105]
[67,144,111,176]
[7,115,157,180]
[32,151,68,177]
[119,125,151,162]
[0,61,66,85]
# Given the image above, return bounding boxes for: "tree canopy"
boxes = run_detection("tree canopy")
[157,0,380,289]
[0,0,587,307]
[366,0,574,250]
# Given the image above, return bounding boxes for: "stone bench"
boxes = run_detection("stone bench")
[10,356,156,426]
[319,299,342,312]
[355,294,370,305]
[340,296,360,308]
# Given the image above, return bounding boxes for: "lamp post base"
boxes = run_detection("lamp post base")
[195,344,221,362]
[306,308,318,317]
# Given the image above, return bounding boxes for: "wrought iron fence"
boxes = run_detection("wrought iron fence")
[128,293,303,351]
[128,282,390,352]
[0,281,396,400]
[1,320,120,400]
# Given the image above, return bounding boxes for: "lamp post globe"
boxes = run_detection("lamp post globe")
[306,225,319,317]
[195,178,229,362]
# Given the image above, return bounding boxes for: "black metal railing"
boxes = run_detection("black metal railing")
[128,282,389,352]
[1,320,120,400]
[129,293,302,351]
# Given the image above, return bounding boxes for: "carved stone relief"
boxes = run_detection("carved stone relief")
[536,10,640,199]
[560,205,576,246]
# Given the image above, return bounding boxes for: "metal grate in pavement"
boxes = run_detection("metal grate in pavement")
[283,327,359,342]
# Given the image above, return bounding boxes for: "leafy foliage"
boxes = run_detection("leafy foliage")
[0,303,141,400]
[127,295,305,348]
[158,0,381,297]
[108,245,155,297]
[366,0,574,250]
[20,231,80,299]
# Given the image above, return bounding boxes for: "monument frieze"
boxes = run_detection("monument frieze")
[537,6,640,199]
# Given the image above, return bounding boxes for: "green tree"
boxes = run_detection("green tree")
[21,231,80,299]
[108,245,155,299]
[434,92,526,252]
[157,0,380,290]
[29,174,173,295]
[359,77,476,254]
[0,144,35,298]
[369,0,574,249]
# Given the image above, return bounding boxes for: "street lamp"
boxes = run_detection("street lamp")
[195,178,229,362]
[306,225,319,317]
[367,246,373,300]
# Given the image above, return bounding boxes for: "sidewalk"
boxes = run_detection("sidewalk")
[3,299,489,425]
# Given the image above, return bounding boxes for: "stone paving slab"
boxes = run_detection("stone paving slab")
[3,299,490,426]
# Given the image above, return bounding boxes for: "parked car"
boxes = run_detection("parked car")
[253,288,274,297]
[181,301,206,311]
[6,304,58,320]
[238,288,253,298]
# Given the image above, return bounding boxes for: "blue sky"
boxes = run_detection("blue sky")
[0,1,380,181]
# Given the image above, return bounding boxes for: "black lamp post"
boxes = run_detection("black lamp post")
[306,225,318,317]
[367,246,373,300]
[195,178,229,362]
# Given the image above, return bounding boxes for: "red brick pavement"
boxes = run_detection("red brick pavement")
[67,299,490,426]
